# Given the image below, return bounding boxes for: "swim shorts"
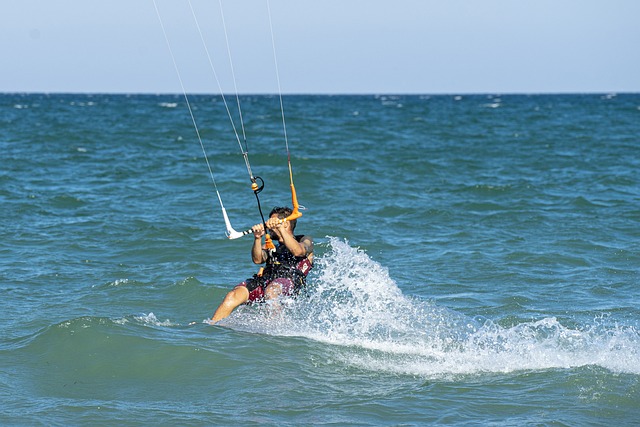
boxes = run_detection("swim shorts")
[235,276,294,303]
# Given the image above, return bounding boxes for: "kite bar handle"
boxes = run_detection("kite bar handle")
[285,183,302,221]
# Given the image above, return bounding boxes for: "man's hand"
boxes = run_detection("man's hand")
[252,223,265,239]
[266,217,286,231]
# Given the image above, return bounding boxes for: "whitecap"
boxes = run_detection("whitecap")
[112,278,130,287]
[134,312,175,327]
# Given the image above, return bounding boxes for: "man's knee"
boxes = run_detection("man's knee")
[225,286,249,305]
[264,283,283,300]
[265,278,293,300]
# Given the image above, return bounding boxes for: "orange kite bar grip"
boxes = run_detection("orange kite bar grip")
[285,183,302,221]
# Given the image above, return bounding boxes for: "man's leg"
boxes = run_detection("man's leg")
[263,278,295,317]
[264,278,293,300]
[264,282,283,300]
[211,286,250,323]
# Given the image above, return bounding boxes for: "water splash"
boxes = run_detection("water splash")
[132,312,176,327]
[223,237,640,377]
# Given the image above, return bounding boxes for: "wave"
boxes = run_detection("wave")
[221,237,640,377]
[11,238,639,381]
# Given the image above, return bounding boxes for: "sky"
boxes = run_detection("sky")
[2,0,639,94]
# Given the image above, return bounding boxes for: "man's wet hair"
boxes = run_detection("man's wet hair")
[269,206,296,231]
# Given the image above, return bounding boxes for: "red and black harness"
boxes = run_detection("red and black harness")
[244,234,312,297]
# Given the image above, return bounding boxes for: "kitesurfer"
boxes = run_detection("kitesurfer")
[211,206,313,323]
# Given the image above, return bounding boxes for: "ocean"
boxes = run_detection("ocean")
[1,93,639,425]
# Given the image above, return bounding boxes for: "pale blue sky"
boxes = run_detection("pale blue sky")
[2,0,638,94]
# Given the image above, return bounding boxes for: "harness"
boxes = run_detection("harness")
[261,234,312,291]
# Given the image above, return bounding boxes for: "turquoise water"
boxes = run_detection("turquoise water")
[1,93,639,425]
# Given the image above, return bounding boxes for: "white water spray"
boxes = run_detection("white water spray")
[225,237,640,377]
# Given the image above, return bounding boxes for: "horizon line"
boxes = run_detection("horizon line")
[2,90,637,97]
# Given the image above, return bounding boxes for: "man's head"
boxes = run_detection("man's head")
[269,206,296,232]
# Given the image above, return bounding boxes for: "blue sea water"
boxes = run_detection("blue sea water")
[1,92,639,425]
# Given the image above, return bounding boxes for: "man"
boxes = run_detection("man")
[211,206,313,323]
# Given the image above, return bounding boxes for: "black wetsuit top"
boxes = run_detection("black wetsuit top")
[247,235,312,293]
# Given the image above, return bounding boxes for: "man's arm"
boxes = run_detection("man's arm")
[281,231,312,258]
[251,224,267,264]
[299,236,313,258]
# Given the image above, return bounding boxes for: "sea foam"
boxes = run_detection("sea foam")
[224,237,640,377]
